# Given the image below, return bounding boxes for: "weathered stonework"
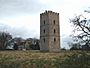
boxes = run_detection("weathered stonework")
[40,10,60,52]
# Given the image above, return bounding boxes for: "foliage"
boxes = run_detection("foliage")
[0,32,40,50]
[29,41,40,50]
[13,43,18,50]
[69,42,81,50]
[60,52,90,68]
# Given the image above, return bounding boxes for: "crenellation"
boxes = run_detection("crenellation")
[40,10,59,16]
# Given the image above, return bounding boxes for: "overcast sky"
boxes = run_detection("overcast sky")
[0,0,90,49]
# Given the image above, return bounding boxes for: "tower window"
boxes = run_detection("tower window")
[54,38,56,42]
[54,29,56,33]
[53,20,55,25]
[44,20,45,25]
[43,38,45,43]
[43,29,45,33]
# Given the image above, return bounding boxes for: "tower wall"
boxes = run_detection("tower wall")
[40,11,60,52]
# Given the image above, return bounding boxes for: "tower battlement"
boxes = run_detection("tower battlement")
[40,10,59,16]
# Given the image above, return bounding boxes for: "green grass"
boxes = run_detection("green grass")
[0,50,90,68]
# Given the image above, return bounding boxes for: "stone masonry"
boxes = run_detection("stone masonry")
[40,10,60,52]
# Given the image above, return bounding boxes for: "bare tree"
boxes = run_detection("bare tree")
[0,32,12,50]
[70,10,90,50]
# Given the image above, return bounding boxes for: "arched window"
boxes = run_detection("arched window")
[54,38,56,42]
[43,29,45,33]
[54,29,56,33]
[44,20,45,25]
[43,38,45,43]
[53,20,55,25]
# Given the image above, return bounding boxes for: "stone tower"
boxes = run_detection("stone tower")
[40,10,60,52]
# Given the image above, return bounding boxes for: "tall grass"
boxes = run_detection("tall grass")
[0,50,89,68]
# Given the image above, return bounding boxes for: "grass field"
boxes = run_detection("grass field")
[0,50,90,68]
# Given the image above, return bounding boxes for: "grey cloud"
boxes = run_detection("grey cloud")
[61,35,73,49]
[0,0,47,17]
[0,23,36,38]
